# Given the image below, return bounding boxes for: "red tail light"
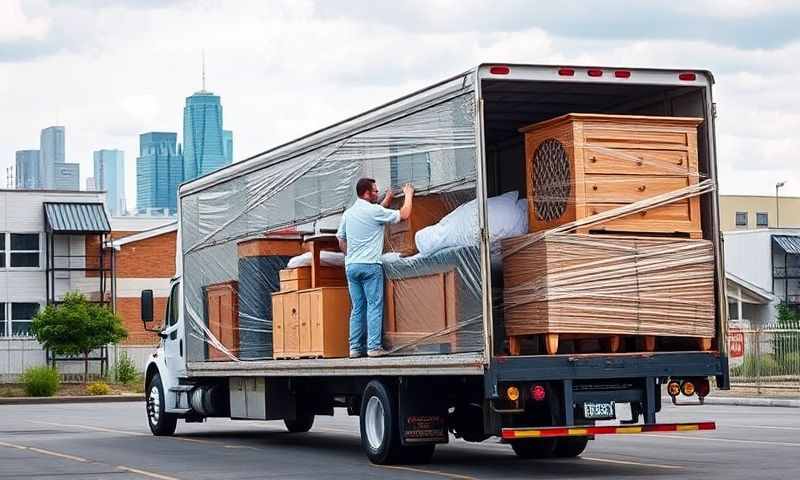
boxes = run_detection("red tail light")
[679,72,697,81]
[490,66,510,75]
[695,378,710,398]
[558,68,575,76]
[614,70,631,78]
[531,384,546,401]
[587,69,603,77]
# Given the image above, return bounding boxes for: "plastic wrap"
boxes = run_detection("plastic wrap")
[180,88,483,362]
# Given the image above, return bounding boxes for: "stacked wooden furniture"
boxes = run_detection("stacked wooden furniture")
[205,281,240,361]
[503,114,715,355]
[520,113,703,238]
[383,193,457,257]
[272,234,350,359]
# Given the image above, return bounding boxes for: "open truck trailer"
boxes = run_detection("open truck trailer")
[140,63,729,465]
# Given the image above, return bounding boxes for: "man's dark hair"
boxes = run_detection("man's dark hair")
[356,177,376,197]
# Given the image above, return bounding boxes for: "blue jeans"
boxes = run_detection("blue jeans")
[346,263,384,353]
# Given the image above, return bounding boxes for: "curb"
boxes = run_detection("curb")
[663,396,800,408]
[0,394,143,405]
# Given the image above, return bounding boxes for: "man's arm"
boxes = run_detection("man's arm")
[338,238,347,255]
[381,188,394,208]
[399,183,414,220]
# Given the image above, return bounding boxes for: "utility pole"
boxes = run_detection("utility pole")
[776,181,786,228]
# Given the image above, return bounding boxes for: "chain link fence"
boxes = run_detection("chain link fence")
[729,323,800,392]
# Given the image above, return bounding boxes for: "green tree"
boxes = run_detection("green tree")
[31,292,127,384]
[773,303,799,358]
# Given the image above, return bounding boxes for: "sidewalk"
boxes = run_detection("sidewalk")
[0,393,142,405]
[664,385,800,408]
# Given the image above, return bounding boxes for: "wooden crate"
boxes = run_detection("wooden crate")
[502,233,715,355]
[237,237,305,258]
[519,113,703,238]
[384,270,458,353]
[271,290,300,359]
[279,266,346,292]
[205,281,239,361]
[384,194,457,257]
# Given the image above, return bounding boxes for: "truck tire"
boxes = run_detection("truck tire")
[284,414,315,433]
[147,373,177,436]
[359,380,435,465]
[510,438,556,459]
[553,436,589,457]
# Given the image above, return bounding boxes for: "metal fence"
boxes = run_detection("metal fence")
[729,325,800,392]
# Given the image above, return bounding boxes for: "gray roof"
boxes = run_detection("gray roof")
[773,235,800,255]
[44,202,111,233]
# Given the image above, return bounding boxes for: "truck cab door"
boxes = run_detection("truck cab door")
[162,281,186,377]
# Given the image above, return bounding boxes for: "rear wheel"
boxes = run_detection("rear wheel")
[146,373,177,436]
[553,436,589,457]
[510,438,556,458]
[359,380,435,465]
[284,414,315,433]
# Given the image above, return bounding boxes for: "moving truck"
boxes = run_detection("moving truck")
[140,63,728,465]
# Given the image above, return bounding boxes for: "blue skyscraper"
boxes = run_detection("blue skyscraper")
[15,150,40,189]
[137,132,183,213]
[40,126,64,188]
[223,129,233,163]
[94,149,126,216]
[53,163,79,190]
[183,90,229,180]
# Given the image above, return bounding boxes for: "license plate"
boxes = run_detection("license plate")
[583,401,616,419]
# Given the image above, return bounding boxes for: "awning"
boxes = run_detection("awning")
[773,235,800,255]
[44,202,111,234]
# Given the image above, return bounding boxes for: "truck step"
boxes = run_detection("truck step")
[169,385,195,392]
[166,407,191,415]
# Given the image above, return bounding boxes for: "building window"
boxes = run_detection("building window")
[9,233,40,268]
[0,302,4,336]
[735,212,748,227]
[756,212,769,228]
[11,303,39,337]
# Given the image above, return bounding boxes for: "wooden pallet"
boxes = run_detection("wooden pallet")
[506,333,714,356]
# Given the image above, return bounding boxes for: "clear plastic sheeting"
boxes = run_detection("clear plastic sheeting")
[180,87,482,362]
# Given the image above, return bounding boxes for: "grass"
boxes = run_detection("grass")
[0,382,143,398]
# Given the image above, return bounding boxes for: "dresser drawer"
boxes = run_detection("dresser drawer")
[587,201,690,221]
[582,127,690,150]
[584,175,689,204]
[583,149,689,176]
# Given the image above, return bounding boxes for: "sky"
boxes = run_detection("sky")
[1,0,799,210]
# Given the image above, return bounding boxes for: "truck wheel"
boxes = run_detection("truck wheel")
[284,414,315,433]
[553,436,589,457]
[147,373,177,436]
[359,380,435,465]
[510,438,556,458]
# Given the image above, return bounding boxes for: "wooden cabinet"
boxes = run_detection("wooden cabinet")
[383,270,458,353]
[279,266,346,292]
[272,287,350,359]
[520,114,703,238]
[205,281,239,361]
[384,194,457,256]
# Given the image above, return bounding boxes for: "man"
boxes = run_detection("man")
[337,178,414,358]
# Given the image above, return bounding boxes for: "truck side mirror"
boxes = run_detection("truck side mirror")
[141,289,154,326]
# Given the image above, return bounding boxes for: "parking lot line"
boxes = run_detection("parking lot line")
[117,465,182,480]
[374,464,479,480]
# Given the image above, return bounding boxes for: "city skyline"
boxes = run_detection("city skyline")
[136,131,183,213]
[93,149,126,216]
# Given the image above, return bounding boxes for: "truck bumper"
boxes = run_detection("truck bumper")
[502,421,716,440]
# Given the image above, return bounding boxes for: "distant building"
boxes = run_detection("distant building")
[223,129,233,163]
[94,149,126,215]
[86,177,96,191]
[39,126,65,188]
[15,150,40,189]
[53,163,79,190]
[137,132,183,213]
[183,90,229,180]
[720,195,800,231]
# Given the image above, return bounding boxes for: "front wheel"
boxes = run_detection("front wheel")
[359,380,435,465]
[147,373,177,436]
[284,414,315,433]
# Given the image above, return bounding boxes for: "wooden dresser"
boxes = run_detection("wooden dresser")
[205,281,239,361]
[383,194,456,256]
[520,114,703,238]
[272,287,350,359]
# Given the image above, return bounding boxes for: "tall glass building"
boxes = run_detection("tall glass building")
[223,130,233,163]
[15,150,40,189]
[183,91,229,180]
[137,132,183,213]
[94,149,126,216]
[40,126,65,188]
[53,163,79,190]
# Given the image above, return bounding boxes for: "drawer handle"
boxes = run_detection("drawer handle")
[640,211,647,216]
[592,185,598,191]
[590,156,597,163]
[676,159,684,165]
[291,308,297,315]
[591,209,598,215]
[636,159,643,166]
[637,185,647,192]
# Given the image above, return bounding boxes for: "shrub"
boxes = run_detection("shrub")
[86,381,112,396]
[112,352,139,384]
[21,366,60,397]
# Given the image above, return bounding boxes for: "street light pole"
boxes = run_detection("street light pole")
[776,181,786,228]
